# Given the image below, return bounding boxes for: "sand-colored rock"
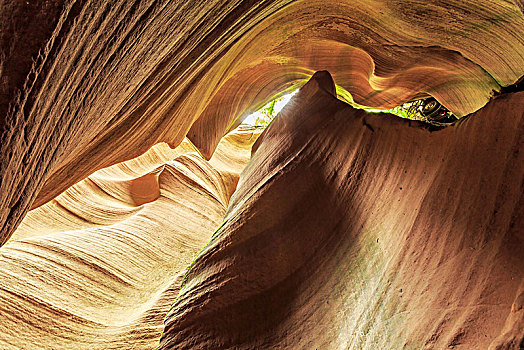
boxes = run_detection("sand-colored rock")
[160,72,523,349]
[0,0,523,348]
[0,127,261,349]
[1,0,523,245]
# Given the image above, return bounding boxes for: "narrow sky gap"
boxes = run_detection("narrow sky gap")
[242,91,298,126]
[242,85,455,126]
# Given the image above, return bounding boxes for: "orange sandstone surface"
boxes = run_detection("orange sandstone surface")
[0,0,523,349]
[1,0,523,245]
[160,72,524,349]
[0,127,261,349]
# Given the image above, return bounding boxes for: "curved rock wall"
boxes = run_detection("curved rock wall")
[1,1,523,348]
[160,72,523,349]
[1,0,523,245]
[0,127,260,349]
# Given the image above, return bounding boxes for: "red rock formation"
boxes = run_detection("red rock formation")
[0,1,523,349]
[1,0,523,246]
[160,72,523,349]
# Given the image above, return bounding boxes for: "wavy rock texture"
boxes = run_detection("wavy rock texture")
[0,126,261,349]
[1,0,524,349]
[1,0,524,245]
[160,72,523,349]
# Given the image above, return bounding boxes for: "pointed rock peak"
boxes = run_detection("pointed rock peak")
[309,70,336,96]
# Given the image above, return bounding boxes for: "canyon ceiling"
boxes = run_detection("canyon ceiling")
[0,0,523,349]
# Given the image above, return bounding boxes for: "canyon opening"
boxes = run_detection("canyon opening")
[0,1,523,349]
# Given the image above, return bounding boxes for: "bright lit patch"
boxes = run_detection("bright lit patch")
[242,91,298,127]
[242,85,456,128]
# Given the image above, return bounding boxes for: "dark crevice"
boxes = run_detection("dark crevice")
[494,75,524,96]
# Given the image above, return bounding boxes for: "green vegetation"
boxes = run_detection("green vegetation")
[362,103,421,120]
[243,92,297,127]
[243,82,455,128]
[336,84,456,123]
[254,97,283,127]
[335,84,420,120]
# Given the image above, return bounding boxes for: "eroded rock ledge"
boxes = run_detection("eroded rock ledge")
[0,127,261,349]
[160,72,523,349]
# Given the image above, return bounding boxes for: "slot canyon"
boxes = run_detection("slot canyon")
[0,1,523,349]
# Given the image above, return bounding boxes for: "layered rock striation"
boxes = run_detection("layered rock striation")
[1,0,523,245]
[0,127,260,349]
[160,72,523,349]
[0,0,523,349]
